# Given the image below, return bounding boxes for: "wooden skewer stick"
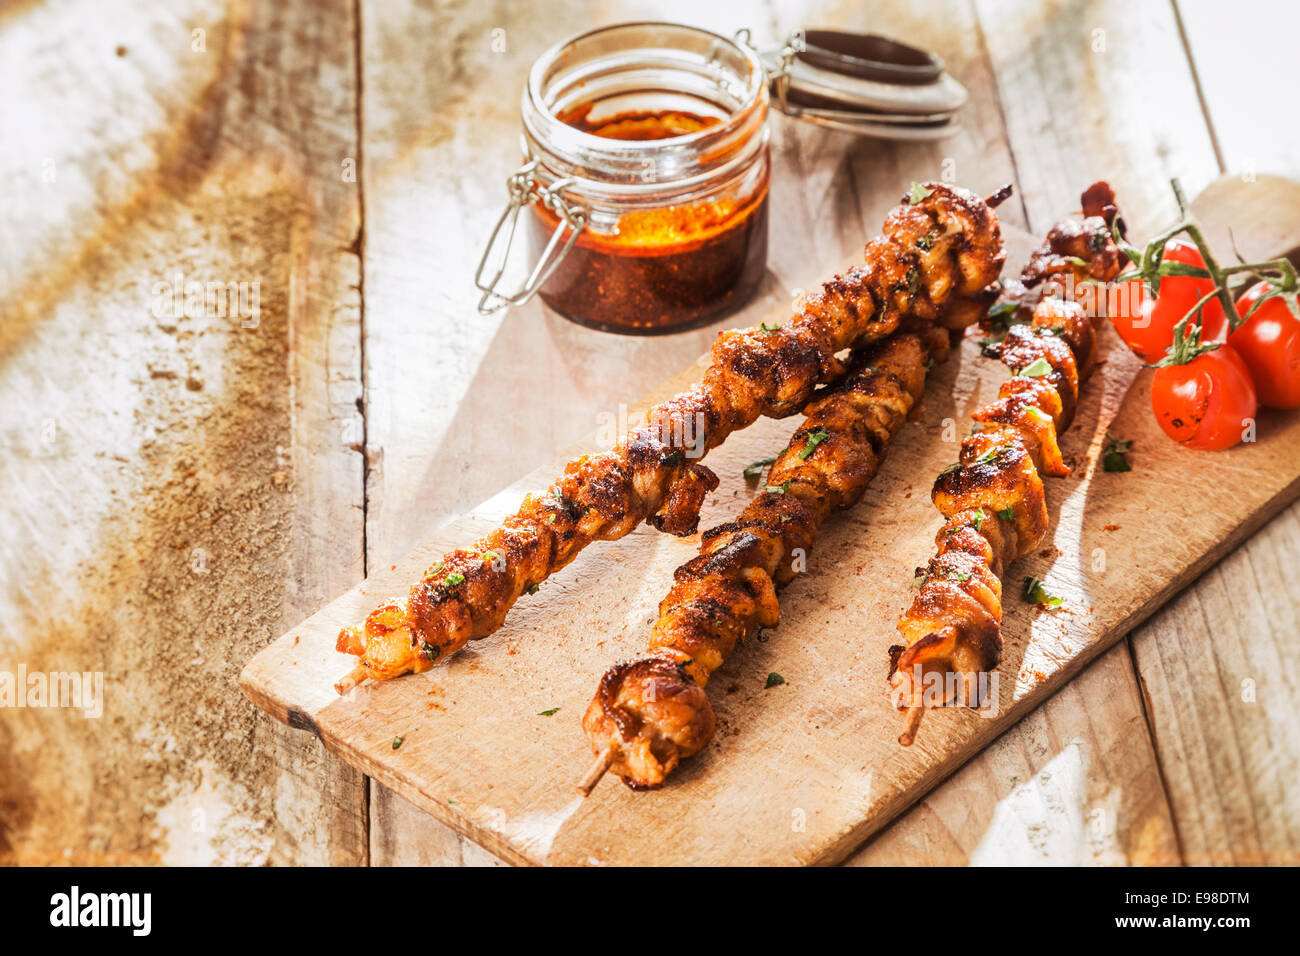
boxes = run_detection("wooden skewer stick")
[984,183,1014,209]
[898,705,925,747]
[577,746,615,797]
[334,663,371,695]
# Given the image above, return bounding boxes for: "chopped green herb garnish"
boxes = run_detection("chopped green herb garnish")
[906,266,921,299]
[971,508,985,530]
[1024,575,1064,607]
[765,672,786,689]
[973,444,1010,465]
[1103,434,1132,472]
[915,227,941,251]
[760,321,782,332]
[538,708,559,717]
[428,561,444,577]
[392,736,404,750]
[445,572,465,587]
[526,582,540,594]
[1018,357,1053,377]
[913,565,971,585]
[986,299,1020,332]
[799,428,829,460]
[997,506,1014,522]
[766,481,791,495]
[420,643,441,662]
[483,550,499,563]
[908,182,934,205]
[547,513,556,524]
[743,457,777,480]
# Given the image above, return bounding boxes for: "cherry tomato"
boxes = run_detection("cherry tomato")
[1109,238,1228,363]
[1229,281,1300,409]
[1151,344,1257,450]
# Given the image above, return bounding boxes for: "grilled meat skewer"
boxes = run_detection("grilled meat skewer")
[890,183,1125,746]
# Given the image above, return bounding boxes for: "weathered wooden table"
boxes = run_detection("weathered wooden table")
[2,0,1296,865]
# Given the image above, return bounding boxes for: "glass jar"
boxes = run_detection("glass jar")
[476,22,771,334]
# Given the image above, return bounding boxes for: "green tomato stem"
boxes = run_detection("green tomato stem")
[1176,222,1242,328]
[1110,179,1299,353]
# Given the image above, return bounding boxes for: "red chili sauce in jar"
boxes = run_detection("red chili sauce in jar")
[527,106,770,335]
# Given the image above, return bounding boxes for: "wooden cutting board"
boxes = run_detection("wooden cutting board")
[241,175,1300,866]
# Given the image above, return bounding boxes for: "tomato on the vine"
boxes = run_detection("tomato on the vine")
[1228,281,1300,409]
[1110,238,1228,363]
[1150,344,1257,450]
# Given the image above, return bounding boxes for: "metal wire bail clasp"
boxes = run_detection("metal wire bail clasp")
[736,27,801,118]
[474,160,586,315]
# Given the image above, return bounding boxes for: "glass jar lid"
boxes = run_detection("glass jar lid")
[756,28,968,140]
